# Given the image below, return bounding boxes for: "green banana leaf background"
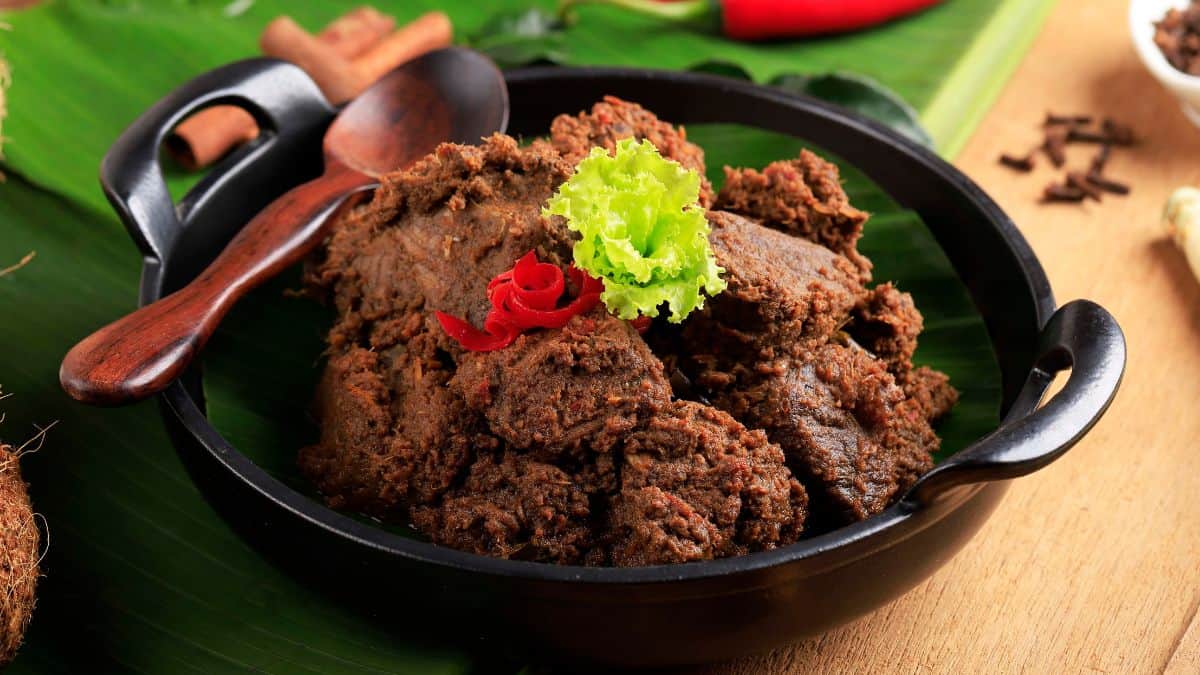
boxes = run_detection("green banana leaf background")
[0,0,1053,672]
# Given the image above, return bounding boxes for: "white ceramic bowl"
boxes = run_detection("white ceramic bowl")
[1130,0,1200,127]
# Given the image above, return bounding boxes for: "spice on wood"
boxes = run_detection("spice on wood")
[1088,144,1111,176]
[1042,126,1068,167]
[998,112,1135,205]
[1066,172,1102,201]
[1085,174,1131,196]
[1044,113,1093,126]
[999,154,1035,172]
[1042,183,1086,203]
[1101,118,1136,146]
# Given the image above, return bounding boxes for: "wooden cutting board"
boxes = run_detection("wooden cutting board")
[713,0,1200,672]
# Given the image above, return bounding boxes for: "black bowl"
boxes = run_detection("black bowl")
[96,58,1125,667]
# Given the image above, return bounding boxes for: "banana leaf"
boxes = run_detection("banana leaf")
[0,179,481,673]
[0,0,1056,215]
[0,0,1045,671]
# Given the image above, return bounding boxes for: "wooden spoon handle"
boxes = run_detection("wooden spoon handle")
[61,162,374,406]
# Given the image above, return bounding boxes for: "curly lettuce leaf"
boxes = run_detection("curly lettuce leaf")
[543,138,725,323]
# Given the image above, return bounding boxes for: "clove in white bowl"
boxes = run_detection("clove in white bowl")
[1131,0,1200,127]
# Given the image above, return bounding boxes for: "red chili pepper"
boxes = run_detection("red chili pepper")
[435,311,519,352]
[493,283,603,329]
[567,264,605,297]
[509,251,565,309]
[561,0,945,41]
[437,251,609,351]
[486,270,512,294]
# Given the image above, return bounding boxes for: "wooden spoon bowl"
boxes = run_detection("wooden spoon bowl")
[60,47,508,406]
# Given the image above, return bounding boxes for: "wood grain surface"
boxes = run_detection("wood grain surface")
[703,1,1200,673]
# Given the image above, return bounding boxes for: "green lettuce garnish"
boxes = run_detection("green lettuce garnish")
[543,138,726,323]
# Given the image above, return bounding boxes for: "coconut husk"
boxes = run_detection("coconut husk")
[0,441,38,666]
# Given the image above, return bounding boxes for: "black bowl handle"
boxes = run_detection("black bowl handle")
[99,58,335,265]
[906,299,1125,505]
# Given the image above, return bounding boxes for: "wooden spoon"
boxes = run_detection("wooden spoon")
[61,48,509,406]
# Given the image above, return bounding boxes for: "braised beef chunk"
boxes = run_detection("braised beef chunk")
[606,487,720,566]
[301,98,957,566]
[298,328,495,517]
[716,150,871,278]
[411,452,595,564]
[451,310,671,455]
[712,344,937,526]
[850,283,923,374]
[300,134,577,514]
[681,210,865,369]
[606,402,807,567]
[302,134,576,514]
[307,134,577,342]
[848,283,959,422]
[668,214,950,524]
[901,366,959,422]
[549,95,714,205]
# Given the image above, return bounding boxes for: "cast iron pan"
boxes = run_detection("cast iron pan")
[94,58,1126,667]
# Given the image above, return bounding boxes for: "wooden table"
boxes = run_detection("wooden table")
[709,1,1200,672]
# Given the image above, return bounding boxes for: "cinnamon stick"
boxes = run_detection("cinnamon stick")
[167,7,444,171]
[168,8,389,170]
[317,6,395,60]
[350,12,453,83]
[260,17,366,103]
[166,106,259,171]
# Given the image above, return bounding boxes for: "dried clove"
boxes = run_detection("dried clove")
[1066,128,1110,144]
[1044,113,1093,126]
[1101,118,1136,146]
[1056,117,1135,145]
[1155,4,1200,76]
[1085,174,1131,195]
[1042,126,1068,167]
[1042,183,1087,203]
[1088,144,1111,176]
[1000,112,1135,206]
[999,153,1035,172]
[1067,172,1102,201]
